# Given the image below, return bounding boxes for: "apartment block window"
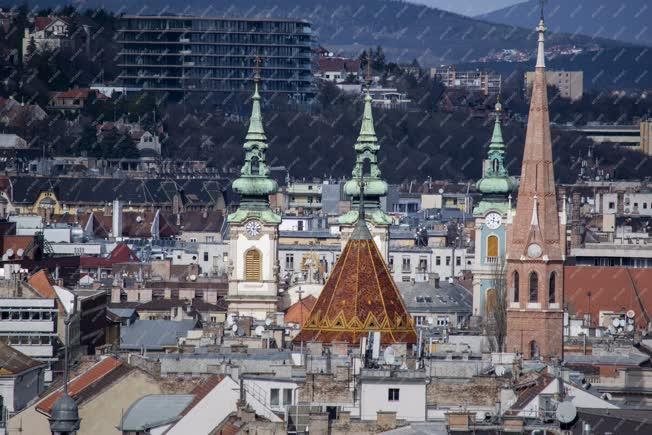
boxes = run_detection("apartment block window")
[286,253,294,271]
[388,388,400,401]
[436,256,441,266]
[456,257,461,266]
[608,201,615,209]
[205,236,214,243]
[402,276,411,282]
[446,256,451,266]
[270,388,280,406]
[414,315,426,326]
[283,388,293,406]
[203,252,209,262]
[388,256,394,272]
[418,257,427,272]
[402,257,411,273]
[297,221,304,231]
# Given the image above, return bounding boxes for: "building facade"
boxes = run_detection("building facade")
[116,16,314,98]
[525,70,583,101]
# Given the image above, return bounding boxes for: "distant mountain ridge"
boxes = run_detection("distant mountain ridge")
[28,0,628,64]
[480,0,652,46]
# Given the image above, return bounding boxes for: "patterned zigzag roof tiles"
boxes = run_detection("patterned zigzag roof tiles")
[293,228,416,346]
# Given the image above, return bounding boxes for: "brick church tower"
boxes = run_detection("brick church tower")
[505,10,566,360]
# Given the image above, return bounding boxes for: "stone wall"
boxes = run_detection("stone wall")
[426,377,503,407]
[298,373,353,404]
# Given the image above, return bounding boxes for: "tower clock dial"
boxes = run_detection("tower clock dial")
[244,220,262,238]
[527,243,542,258]
[485,212,503,229]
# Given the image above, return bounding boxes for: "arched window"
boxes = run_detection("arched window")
[513,271,519,302]
[487,235,498,258]
[244,249,262,281]
[362,158,371,177]
[250,156,260,175]
[485,288,497,317]
[548,272,556,303]
[492,159,499,173]
[529,272,538,303]
[530,340,540,359]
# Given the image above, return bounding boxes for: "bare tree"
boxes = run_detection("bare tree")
[486,258,508,352]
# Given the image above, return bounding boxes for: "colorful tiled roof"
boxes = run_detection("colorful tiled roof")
[294,220,416,345]
[36,356,123,415]
[27,269,57,299]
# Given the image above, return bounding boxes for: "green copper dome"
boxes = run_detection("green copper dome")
[228,79,280,224]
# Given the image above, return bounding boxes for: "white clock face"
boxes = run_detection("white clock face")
[485,212,502,229]
[527,243,542,258]
[244,220,262,238]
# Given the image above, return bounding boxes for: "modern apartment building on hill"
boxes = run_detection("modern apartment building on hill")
[116,16,315,99]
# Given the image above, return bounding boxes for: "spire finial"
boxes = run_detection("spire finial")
[253,53,263,84]
[365,49,372,89]
[535,0,547,68]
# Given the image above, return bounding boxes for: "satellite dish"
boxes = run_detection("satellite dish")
[265,318,272,326]
[136,216,143,223]
[619,319,626,327]
[189,274,197,281]
[612,318,620,327]
[626,324,634,332]
[556,400,577,424]
[5,248,14,257]
[231,324,238,332]
[617,327,623,333]
[227,315,234,326]
[255,325,264,336]
[628,318,635,324]
[627,310,636,319]
[16,248,24,257]
[383,346,396,365]
[427,317,434,325]
[495,366,506,376]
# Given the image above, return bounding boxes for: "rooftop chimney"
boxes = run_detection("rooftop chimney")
[428,273,440,288]
[112,200,122,239]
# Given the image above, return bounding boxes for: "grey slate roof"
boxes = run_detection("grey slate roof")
[8,176,227,206]
[119,394,194,431]
[119,319,198,350]
[397,280,472,314]
[564,353,649,366]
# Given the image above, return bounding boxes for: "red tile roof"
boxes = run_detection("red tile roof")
[284,295,317,327]
[2,235,34,259]
[565,267,652,330]
[27,269,57,299]
[36,356,123,415]
[80,243,139,268]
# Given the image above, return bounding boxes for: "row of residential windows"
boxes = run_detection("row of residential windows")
[284,254,330,274]
[120,19,308,34]
[512,271,557,304]
[120,78,311,93]
[387,256,461,272]
[0,335,53,345]
[607,201,651,210]
[120,33,310,45]
[0,310,54,320]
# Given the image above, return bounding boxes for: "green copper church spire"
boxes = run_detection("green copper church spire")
[473,98,516,216]
[339,52,391,226]
[227,56,280,224]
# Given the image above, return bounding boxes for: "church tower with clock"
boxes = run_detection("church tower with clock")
[505,8,567,360]
[225,63,281,320]
[472,99,516,321]
[339,81,392,260]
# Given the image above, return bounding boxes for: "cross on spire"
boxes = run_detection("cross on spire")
[365,49,372,89]
[253,53,264,83]
[539,0,547,20]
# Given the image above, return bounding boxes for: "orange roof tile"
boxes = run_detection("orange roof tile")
[36,356,123,415]
[284,295,317,327]
[27,269,57,299]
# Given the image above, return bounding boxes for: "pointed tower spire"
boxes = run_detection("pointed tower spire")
[340,49,390,227]
[228,54,280,224]
[535,2,547,69]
